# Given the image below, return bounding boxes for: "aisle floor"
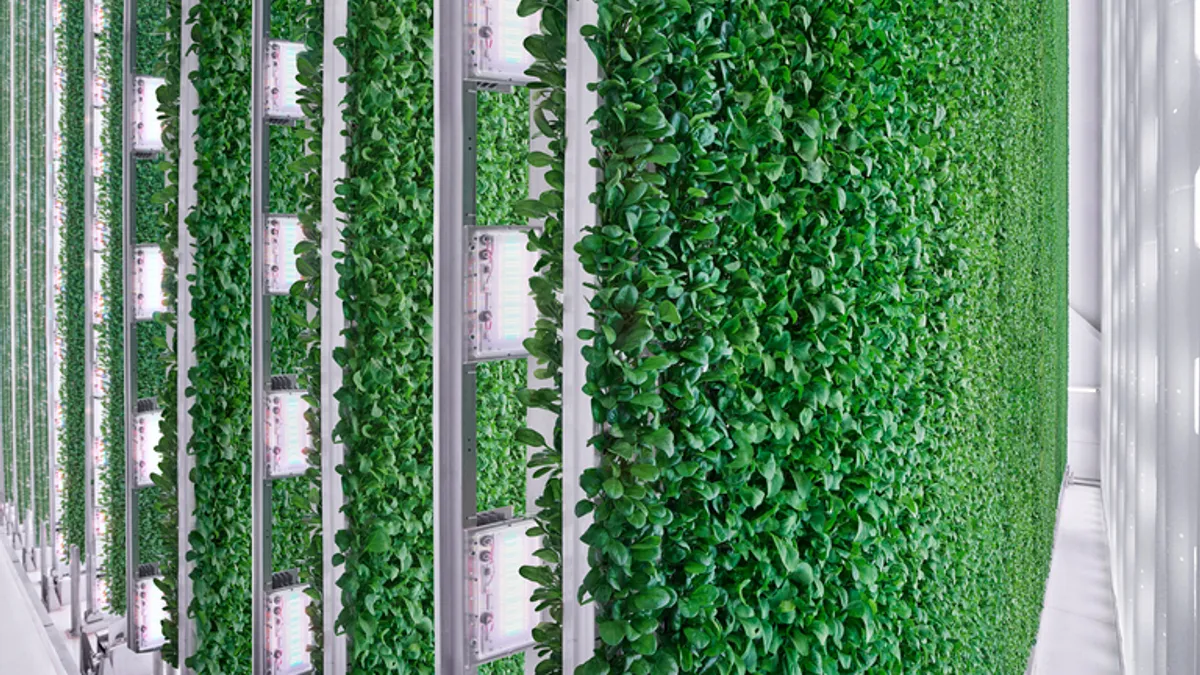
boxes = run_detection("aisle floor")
[1029,483,1121,674]
[0,538,68,675]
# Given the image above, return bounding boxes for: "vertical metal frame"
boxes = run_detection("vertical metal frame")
[122,0,145,648]
[432,0,474,663]
[81,0,99,617]
[320,0,348,670]
[561,0,599,666]
[44,0,58,569]
[25,0,36,535]
[1134,0,1159,667]
[7,0,17,535]
[1157,0,1196,666]
[250,0,272,670]
[176,0,201,663]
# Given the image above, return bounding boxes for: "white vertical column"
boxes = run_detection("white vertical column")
[1134,0,1159,668]
[43,0,57,571]
[81,0,100,618]
[176,0,200,665]
[561,0,598,668]
[1158,0,1196,668]
[319,0,348,672]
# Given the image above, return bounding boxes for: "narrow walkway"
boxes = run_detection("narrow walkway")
[0,540,69,675]
[1030,483,1121,674]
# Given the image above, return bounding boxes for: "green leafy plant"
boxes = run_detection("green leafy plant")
[59,0,86,554]
[335,0,437,669]
[149,0,182,661]
[577,0,1069,672]
[178,0,256,669]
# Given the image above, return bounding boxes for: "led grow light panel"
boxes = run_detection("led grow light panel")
[134,410,163,488]
[265,390,312,478]
[132,76,166,157]
[265,41,304,124]
[134,245,167,321]
[265,585,313,675]
[265,215,303,295]
[466,0,538,84]
[133,576,166,651]
[466,518,540,664]
[466,227,538,360]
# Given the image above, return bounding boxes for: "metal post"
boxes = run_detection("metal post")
[69,544,81,637]
[250,0,272,670]
[561,0,599,666]
[123,0,141,647]
[25,0,36,530]
[82,0,99,619]
[8,0,18,543]
[44,0,59,576]
[1158,0,1196,664]
[177,0,201,664]
[432,0,474,662]
[320,1,349,671]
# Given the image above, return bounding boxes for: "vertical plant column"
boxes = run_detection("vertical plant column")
[336,0,435,669]
[183,0,254,670]
[0,0,8,505]
[31,0,49,527]
[266,0,319,576]
[97,0,170,616]
[290,0,322,665]
[511,0,567,667]
[60,0,87,555]
[576,0,1069,672]
[14,0,29,518]
[152,0,182,662]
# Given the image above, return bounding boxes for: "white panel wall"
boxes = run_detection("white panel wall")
[1100,0,1198,671]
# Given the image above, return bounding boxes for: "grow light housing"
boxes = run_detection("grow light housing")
[265,41,304,124]
[265,577,313,675]
[265,214,303,295]
[465,0,538,85]
[133,399,163,488]
[132,567,166,652]
[132,76,165,157]
[465,227,539,360]
[465,516,540,664]
[265,376,312,478]
[133,245,167,321]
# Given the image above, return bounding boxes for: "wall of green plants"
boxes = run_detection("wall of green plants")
[181,0,255,668]
[60,0,86,556]
[577,0,1068,673]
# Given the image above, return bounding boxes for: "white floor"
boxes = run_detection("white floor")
[1029,483,1122,674]
[0,538,69,675]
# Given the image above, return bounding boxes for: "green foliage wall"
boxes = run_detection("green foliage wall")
[60,0,86,556]
[182,0,255,669]
[578,0,1069,673]
[335,1,436,667]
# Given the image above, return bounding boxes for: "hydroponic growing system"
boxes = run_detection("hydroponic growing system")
[0,0,1070,672]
